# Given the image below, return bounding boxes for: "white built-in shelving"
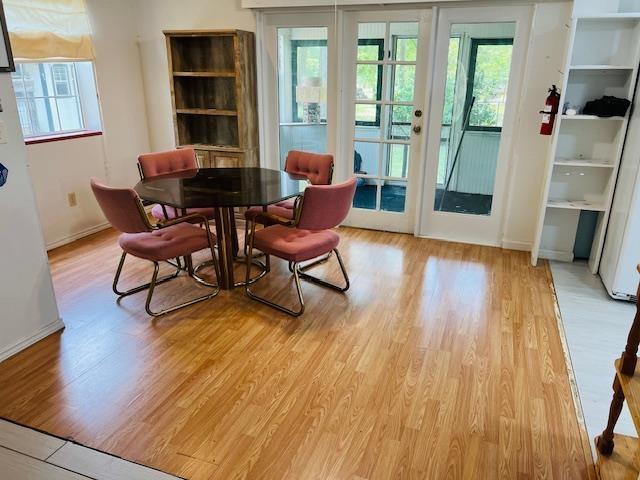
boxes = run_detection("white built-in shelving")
[532,0,640,272]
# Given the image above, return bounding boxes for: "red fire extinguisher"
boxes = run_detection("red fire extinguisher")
[540,85,561,135]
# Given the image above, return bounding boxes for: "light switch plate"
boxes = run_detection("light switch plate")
[0,120,7,144]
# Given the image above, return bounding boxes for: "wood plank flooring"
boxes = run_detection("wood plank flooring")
[0,226,592,479]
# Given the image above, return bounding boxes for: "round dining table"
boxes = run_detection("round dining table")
[134,167,308,289]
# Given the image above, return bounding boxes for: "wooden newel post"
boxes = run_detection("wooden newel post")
[619,265,640,376]
[596,376,625,455]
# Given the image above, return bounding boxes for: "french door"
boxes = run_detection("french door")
[417,6,531,246]
[340,10,432,233]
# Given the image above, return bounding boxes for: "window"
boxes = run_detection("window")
[290,38,385,125]
[354,39,384,126]
[290,39,328,123]
[464,39,514,131]
[11,61,100,138]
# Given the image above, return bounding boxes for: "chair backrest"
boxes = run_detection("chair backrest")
[90,178,151,234]
[138,148,198,179]
[285,150,334,185]
[297,177,357,231]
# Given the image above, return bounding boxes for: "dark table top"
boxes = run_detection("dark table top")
[134,167,309,209]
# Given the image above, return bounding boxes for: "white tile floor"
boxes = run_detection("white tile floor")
[550,260,637,457]
[0,419,181,480]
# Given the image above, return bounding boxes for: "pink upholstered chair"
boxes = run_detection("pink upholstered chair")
[91,178,220,317]
[137,148,216,222]
[243,150,334,252]
[245,177,356,316]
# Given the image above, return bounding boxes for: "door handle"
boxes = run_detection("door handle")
[412,125,422,134]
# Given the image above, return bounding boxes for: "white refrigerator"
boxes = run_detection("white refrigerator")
[601,96,640,301]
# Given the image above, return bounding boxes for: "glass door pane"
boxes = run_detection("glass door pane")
[434,23,514,215]
[277,27,329,168]
[352,21,418,213]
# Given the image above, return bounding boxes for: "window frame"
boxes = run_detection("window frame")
[12,60,90,139]
[463,37,514,133]
[354,38,384,127]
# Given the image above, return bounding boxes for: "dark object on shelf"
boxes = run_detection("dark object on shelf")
[0,163,7,187]
[583,96,631,118]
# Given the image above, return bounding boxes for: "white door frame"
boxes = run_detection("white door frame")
[256,10,339,171]
[338,9,433,233]
[417,5,533,246]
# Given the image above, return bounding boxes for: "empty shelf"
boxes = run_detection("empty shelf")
[547,199,606,211]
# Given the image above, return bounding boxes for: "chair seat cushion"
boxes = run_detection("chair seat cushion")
[151,204,216,222]
[245,202,295,223]
[119,223,212,262]
[253,224,339,262]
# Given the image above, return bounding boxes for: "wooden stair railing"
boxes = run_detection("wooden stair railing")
[594,265,640,479]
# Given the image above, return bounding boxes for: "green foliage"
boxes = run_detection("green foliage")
[443,37,460,125]
[469,44,512,127]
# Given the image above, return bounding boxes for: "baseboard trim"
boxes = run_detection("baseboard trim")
[46,223,110,251]
[502,239,532,251]
[539,248,574,262]
[0,318,65,363]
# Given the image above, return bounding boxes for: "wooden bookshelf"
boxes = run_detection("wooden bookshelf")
[164,30,259,168]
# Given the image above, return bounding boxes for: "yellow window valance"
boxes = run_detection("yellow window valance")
[4,0,95,61]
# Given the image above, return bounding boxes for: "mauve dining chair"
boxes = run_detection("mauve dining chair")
[91,178,220,317]
[243,150,334,253]
[137,148,216,222]
[245,177,357,316]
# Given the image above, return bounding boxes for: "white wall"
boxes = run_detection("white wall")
[0,74,62,361]
[25,0,151,249]
[133,0,256,151]
[501,2,571,250]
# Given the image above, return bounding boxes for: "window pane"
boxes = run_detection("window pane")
[386,105,412,141]
[391,64,415,102]
[381,181,406,212]
[29,98,61,135]
[383,144,409,178]
[354,119,380,141]
[356,64,381,101]
[390,23,418,61]
[16,99,32,136]
[57,97,83,131]
[469,43,513,128]
[355,103,378,125]
[277,27,328,167]
[353,178,378,210]
[358,23,385,61]
[443,37,460,125]
[357,43,381,61]
[434,22,515,216]
[354,141,379,176]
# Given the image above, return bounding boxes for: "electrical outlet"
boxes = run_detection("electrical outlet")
[67,192,78,207]
[0,120,7,144]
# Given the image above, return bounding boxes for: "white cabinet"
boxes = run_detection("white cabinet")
[531,0,640,273]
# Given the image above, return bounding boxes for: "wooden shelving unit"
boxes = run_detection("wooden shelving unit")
[165,30,259,168]
[531,0,640,272]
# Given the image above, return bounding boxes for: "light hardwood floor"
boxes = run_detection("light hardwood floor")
[0,226,593,479]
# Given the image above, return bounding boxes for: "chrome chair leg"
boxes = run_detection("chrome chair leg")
[245,222,305,317]
[112,252,180,297]
[144,261,220,317]
[297,249,350,292]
